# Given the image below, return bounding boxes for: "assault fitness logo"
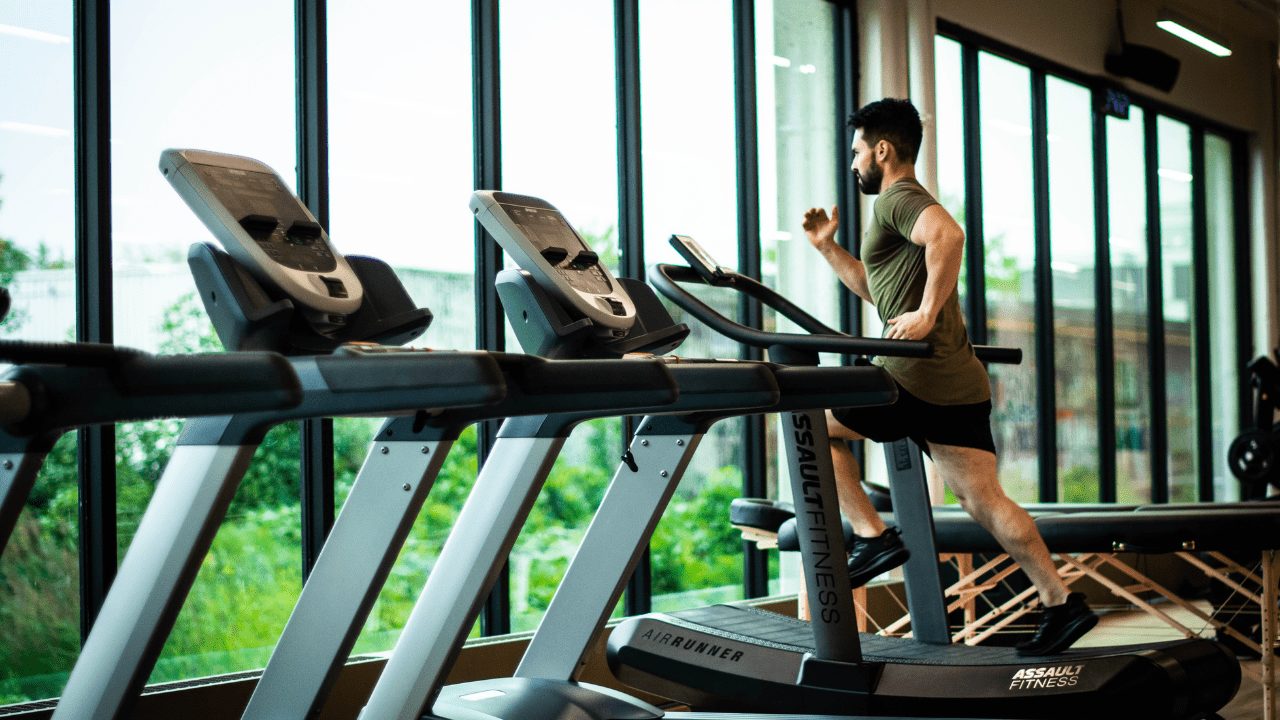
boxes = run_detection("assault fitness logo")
[1008,664,1084,691]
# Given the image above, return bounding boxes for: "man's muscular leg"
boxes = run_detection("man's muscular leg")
[928,443,1068,607]
[825,410,887,537]
[825,411,909,588]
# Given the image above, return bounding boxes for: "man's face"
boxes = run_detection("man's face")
[850,131,884,195]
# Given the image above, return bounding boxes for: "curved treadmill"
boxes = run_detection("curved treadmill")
[604,244,1242,720]
[355,193,922,720]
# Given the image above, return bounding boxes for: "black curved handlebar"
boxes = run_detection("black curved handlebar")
[973,345,1022,364]
[650,263,931,358]
[649,263,1022,365]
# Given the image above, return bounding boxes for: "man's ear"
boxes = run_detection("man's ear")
[876,138,890,161]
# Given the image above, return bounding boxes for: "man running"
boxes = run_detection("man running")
[803,97,1096,655]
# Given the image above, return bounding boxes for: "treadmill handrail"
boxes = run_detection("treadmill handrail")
[1,349,303,435]
[650,264,1022,365]
[0,338,146,367]
[650,264,929,358]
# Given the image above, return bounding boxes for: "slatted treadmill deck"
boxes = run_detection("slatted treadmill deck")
[666,604,1172,665]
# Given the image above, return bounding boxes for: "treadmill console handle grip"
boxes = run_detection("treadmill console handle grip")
[120,352,303,407]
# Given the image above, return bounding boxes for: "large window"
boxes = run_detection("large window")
[326,0,477,655]
[641,0,747,611]
[756,0,840,594]
[1106,108,1151,504]
[1205,133,1240,502]
[978,52,1037,503]
[0,1,78,703]
[109,0,300,685]
[500,0,623,631]
[1157,117,1196,501]
[938,24,1248,505]
[1045,77,1098,502]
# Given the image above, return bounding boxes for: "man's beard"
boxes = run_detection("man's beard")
[855,160,884,195]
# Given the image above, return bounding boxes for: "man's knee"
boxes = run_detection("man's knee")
[825,409,864,441]
[933,446,1004,514]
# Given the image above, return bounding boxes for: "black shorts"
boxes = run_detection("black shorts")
[830,382,996,455]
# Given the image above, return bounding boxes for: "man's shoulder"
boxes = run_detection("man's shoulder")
[873,179,937,220]
[882,178,936,202]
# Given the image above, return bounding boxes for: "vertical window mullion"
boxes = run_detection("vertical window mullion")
[836,1,864,473]
[1092,92,1117,503]
[1030,70,1056,503]
[1144,111,1168,504]
[74,0,116,638]
[473,0,510,636]
[960,44,986,343]
[295,0,335,579]
[836,0,859,339]
[1232,137,1254,480]
[1190,127,1212,501]
[733,0,768,600]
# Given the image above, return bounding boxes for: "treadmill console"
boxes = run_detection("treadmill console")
[160,149,363,332]
[669,234,730,284]
[471,191,635,335]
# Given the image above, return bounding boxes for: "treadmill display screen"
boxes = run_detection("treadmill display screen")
[191,162,338,273]
[501,203,581,251]
[501,202,611,295]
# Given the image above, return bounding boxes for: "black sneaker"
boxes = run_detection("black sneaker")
[847,526,910,588]
[1016,592,1099,656]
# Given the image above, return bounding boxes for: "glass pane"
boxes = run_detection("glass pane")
[935,36,966,304]
[641,0,738,266]
[978,52,1037,502]
[327,0,479,651]
[1157,116,1195,501]
[1046,76,1098,502]
[512,417,620,631]
[642,0,745,610]
[1107,107,1151,503]
[109,0,299,684]
[501,0,618,253]
[0,0,79,703]
[756,0,838,596]
[328,1,475,349]
[1205,133,1239,502]
[497,0,620,632]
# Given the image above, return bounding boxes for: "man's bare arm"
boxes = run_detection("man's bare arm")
[803,205,874,305]
[817,243,873,304]
[911,205,965,317]
[884,204,965,340]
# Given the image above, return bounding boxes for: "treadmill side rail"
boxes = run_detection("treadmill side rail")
[0,446,54,557]
[360,434,567,720]
[242,433,457,719]
[514,426,703,681]
[53,442,259,720]
[883,438,949,644]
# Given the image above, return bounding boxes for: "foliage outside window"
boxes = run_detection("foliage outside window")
[0,0,79,702]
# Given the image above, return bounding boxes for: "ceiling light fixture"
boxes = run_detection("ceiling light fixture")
[1156,10,1232,57]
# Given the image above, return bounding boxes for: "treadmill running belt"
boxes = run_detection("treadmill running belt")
[611,603,1240,717]
[668,604,1187,665]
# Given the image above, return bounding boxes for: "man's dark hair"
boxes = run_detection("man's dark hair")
[848,98,923,163]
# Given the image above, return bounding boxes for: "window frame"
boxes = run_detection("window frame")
[51,0,861,666]
[938,18,1253,504]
